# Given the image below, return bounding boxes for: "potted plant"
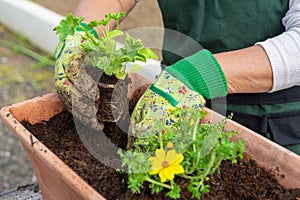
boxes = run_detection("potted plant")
[1,93,300,199]
[1,12,300,200]
[52,12,158,150]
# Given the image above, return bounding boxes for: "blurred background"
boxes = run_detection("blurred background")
[0,0,162,193]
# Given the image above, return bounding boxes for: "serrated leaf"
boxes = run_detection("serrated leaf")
[106,30,123,39]
[99,17,110,26]
[95,56,110,70]
[103,39,117,53]
[138,48,159,60]
[166,183,181,199]
[149,182,164,194]
[87,20,99,29]
[127,174,144,194]
[125,33,144,53]
[134,54,146,62]
[53,13,84,42]
[119,55,133,63]
[108,12,125,20]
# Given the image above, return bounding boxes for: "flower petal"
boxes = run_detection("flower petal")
[159,170,167,182]
[165,149,178,163]
[173,154,184,165]
[163,167,175,181]
[148,157,162,170]
[171,164,185,175]
[155,148,166,162]
[166,149,183,165]
[149,169,160,175]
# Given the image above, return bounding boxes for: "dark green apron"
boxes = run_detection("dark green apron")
[158,0,300,154]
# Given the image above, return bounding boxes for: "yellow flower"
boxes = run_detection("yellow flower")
[148,148,184,182]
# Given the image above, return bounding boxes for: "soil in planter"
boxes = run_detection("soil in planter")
[22,110,300,200]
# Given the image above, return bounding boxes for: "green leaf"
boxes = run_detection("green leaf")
[106,30,123,39]
[166,183,181,199]
[105,66,114,75]
[115,71,127,80]
[149,182,164,194]
[53,13,84,42]
[81,40,98,51]
[116,12,125,20]
[134,54,146,62]
[200,184,210,193]
[99,17,110,26]
[87,20,99,29]
[138,48,159,60]
[95,56,110,71]
[119,55,133,63]
[125,33,144,54]
[128,173,145,194]
[103,39,117,53]
[108,12,125,21]
[188,181,202,200]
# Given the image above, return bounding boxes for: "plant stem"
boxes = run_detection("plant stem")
[194,150,217,192]
[79,25,99,45]
[97,25,106,38]
[180,174,199,180]
[159,131,164,149]
[210,157,223,175]
[3,40,55,67]
[192,117,200,167]
[144,176,173,190]
[192,119,198,152]
[202,149,216,178]
[116,20,120,30]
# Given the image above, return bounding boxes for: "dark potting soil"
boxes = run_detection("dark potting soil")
[22,110,300,200]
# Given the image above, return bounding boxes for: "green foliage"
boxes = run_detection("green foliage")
[149,179,164,194]
[119,108,246,199]
[53,13,84,42]
[127,173,145,194]
[167,183,181,199]
[53,12,158,80]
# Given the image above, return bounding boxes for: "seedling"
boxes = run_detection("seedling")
[54,12,158,79]
[119,108,245,199]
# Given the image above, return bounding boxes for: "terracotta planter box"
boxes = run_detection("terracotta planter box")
[1,92,300,200]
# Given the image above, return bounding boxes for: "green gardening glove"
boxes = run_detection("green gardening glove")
[54,27,103,131]
[129,49,228,140]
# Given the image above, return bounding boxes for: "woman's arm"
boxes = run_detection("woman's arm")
[74,0,137,34]
[214,45,272,94]
[215,0,300,94]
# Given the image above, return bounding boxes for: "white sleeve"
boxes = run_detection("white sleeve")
[256,0,300,92]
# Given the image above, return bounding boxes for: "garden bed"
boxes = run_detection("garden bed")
[22,109,300,200]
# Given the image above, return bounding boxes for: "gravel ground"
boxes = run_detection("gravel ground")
[0,24,55,193]
[0,0,162,194]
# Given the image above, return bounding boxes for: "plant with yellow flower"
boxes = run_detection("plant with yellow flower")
[148,148,185,183]
[118,108,245,199]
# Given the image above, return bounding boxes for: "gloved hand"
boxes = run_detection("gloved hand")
[54,28,104,131]
[129,49,228,139]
